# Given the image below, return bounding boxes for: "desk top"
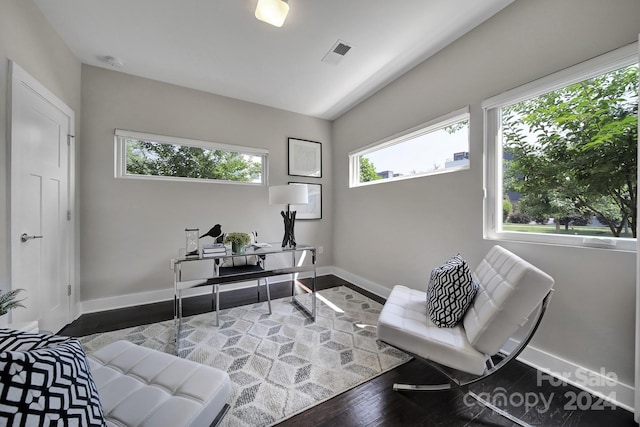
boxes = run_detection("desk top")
[175,242,315,264]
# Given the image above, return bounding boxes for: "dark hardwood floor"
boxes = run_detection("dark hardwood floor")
[60,275,635,427]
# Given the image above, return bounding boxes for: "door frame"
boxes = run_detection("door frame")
[8,61,76,326]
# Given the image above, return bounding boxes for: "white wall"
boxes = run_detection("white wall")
[332,0,639,399]
[0,0,82,308]
[80,65,332,303]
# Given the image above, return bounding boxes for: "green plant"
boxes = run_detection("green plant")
[0,289,26,316]
[223,232,251,246]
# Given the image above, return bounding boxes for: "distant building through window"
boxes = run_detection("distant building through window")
[349,107,470,187]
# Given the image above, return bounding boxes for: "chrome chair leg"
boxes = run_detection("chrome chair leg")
[467,391,533,427]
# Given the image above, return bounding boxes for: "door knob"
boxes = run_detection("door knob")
[20,233,43,243]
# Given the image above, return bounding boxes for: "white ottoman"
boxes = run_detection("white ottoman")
[87,340,231,427]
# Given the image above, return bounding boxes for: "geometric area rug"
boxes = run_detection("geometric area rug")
[79,286,411,426]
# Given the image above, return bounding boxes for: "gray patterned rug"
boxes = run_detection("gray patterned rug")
[80,286,411,426]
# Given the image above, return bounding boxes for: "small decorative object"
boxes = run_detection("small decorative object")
[288,138,322,178]
[0,288,26,326]
[289,182,322,219]
[200,224,223,243]
[269,184,309,247]
[224,232,252,255]
[185,228,200,257]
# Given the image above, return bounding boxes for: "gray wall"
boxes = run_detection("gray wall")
[80,65,332,302]
[332,0,640,386]
[0,0,82,305]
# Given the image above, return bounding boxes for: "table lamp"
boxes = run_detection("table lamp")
[269,184,308,247]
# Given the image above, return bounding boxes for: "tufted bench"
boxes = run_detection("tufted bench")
[88,340,231,427]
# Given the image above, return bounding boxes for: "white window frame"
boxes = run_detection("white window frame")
[114,129,269,185]
[482,42,638,251]
[348,107,470,188]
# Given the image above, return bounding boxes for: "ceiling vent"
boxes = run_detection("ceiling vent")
[321,40,353,65]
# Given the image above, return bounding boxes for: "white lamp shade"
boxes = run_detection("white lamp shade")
[255,0,289,27]
[269,184,308,205]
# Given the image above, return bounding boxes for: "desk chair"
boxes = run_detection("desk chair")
[377,245,554,427]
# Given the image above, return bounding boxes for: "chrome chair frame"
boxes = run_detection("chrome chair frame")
[385,290,553,427]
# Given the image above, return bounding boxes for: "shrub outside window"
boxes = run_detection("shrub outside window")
[349,107,470,187]
[483,43,638,251]
[115,130,268,185]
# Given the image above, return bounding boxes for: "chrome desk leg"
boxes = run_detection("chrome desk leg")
[215,283,220,326]
[265,278,272,314]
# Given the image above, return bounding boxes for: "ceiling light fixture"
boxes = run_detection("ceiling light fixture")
[255,0,289,27]
[104,56,124,68]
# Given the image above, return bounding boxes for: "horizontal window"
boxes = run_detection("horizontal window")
[349,107,470,187]
[483,43,638,251]
[114,130,268,185]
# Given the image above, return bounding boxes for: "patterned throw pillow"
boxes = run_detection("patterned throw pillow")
[427,254,479,327]
[0,330,106,426]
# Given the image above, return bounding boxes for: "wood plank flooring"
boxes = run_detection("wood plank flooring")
[60,275,635,426]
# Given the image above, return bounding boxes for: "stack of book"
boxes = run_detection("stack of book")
[201,243,227,257]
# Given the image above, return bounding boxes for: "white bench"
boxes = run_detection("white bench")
[88,340,231,427]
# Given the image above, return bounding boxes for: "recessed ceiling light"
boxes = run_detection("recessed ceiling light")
[104,56,125,68]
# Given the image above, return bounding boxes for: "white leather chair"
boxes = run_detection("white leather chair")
[377,245,554,427]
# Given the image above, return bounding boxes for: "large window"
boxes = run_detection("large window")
[115,130,268,185]
[483,43,638,250]
[349,107,470,187]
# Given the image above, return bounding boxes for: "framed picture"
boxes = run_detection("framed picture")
[289,182,322,220]
[288,138,322,178]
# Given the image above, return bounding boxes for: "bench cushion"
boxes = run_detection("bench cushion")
[87,340,231,427]
[377,285,488,375]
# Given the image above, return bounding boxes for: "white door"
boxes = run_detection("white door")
[10,62,74,333]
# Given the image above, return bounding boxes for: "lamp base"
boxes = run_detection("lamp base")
[281,209,297,248]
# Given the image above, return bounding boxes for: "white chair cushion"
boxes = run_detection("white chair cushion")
[377,285,488,376]
[87,340,231,427]
[463,245,554,356]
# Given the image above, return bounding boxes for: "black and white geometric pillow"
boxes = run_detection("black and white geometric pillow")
[0,329,74,352]
[0,332,106,426]
[427,254,479,328]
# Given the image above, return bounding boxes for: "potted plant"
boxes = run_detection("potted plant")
[224,232,252,255]
[0,288,26,327]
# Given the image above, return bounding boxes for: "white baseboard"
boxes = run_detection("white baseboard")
[79,267,333,315]
[330,267,392,299]
[504,339,634,413]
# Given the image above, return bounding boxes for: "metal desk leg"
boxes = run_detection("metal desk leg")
[215,284,220,326]
[265,278,272,314]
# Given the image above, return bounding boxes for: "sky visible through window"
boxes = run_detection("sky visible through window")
[363,126,469,176]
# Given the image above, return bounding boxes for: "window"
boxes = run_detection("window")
[349,107,470,187]
[115,129,268,185]
[483,43,638,250]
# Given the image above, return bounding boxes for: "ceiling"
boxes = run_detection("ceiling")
[33,0,514,120]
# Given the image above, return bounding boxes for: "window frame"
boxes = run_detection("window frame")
[482,42,638,251]
[348,106,470,188]
[114,129,269,186]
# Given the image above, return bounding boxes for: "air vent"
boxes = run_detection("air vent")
[333,42,352,56]
[322,40,353,65]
